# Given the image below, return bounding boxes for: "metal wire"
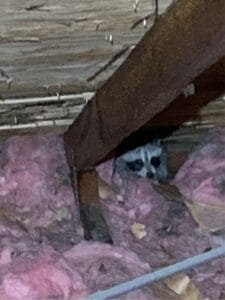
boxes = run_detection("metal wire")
[85,245,225,300]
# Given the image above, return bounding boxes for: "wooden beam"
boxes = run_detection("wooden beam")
[76,169,112,243]
[64,0,225,170]
[77,169,99,205]
[147,57,225,127]
[118,56,225,152]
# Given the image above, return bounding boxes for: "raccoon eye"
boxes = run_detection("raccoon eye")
[150,156,161,168]
[126,159,144,171]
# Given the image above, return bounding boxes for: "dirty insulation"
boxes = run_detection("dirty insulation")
[0,130,223,299]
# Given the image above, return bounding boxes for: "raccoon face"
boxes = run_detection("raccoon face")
[115,141,168,182]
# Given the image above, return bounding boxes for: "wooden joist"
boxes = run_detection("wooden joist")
[77,169,112,243]
[64,0,225,170]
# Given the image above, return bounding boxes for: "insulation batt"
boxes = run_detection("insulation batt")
[174,127,225,207]
[97,129,225,300]
[0,133,224,299]
[0,134,152,300]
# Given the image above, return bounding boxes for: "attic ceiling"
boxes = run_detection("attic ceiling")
[0,0,225,146]
[0,0,172,98]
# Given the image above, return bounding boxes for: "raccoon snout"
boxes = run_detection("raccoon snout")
[147,171,154,179]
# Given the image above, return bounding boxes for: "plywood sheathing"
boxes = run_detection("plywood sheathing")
[64,0,225,170]
[0,0,172,99]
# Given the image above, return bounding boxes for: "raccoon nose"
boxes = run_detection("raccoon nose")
[147,171,154,179]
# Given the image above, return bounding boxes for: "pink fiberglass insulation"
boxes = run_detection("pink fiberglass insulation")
[0,132,224,299]
[0,134,153,299]
[0,244,87,300]
[97,128,225,300]
[174,127,225,207]
[0,239,152,300]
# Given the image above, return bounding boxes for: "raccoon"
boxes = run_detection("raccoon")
[114,140,168,182]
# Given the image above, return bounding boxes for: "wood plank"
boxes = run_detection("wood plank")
[0,0,173,98]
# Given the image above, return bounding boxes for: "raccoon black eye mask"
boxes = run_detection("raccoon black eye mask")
[150,156,161,168]
[126,159,144,171]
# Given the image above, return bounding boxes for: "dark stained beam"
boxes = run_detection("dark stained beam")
[77,169,99,205]
[64,0,225,170]
[118,56,225,152]
[147,57,225,127]
[74,169,112,243]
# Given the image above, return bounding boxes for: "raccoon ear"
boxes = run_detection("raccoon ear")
[156,139,161,145]
[150,139,161,146]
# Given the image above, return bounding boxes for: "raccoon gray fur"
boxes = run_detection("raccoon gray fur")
[114,140,168,182]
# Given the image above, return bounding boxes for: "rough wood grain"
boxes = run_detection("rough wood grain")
[64,0,225,170]
[0,0,172,99]
[0,0,225,155]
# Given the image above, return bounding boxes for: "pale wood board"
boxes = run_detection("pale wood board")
[0,0,173,99]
